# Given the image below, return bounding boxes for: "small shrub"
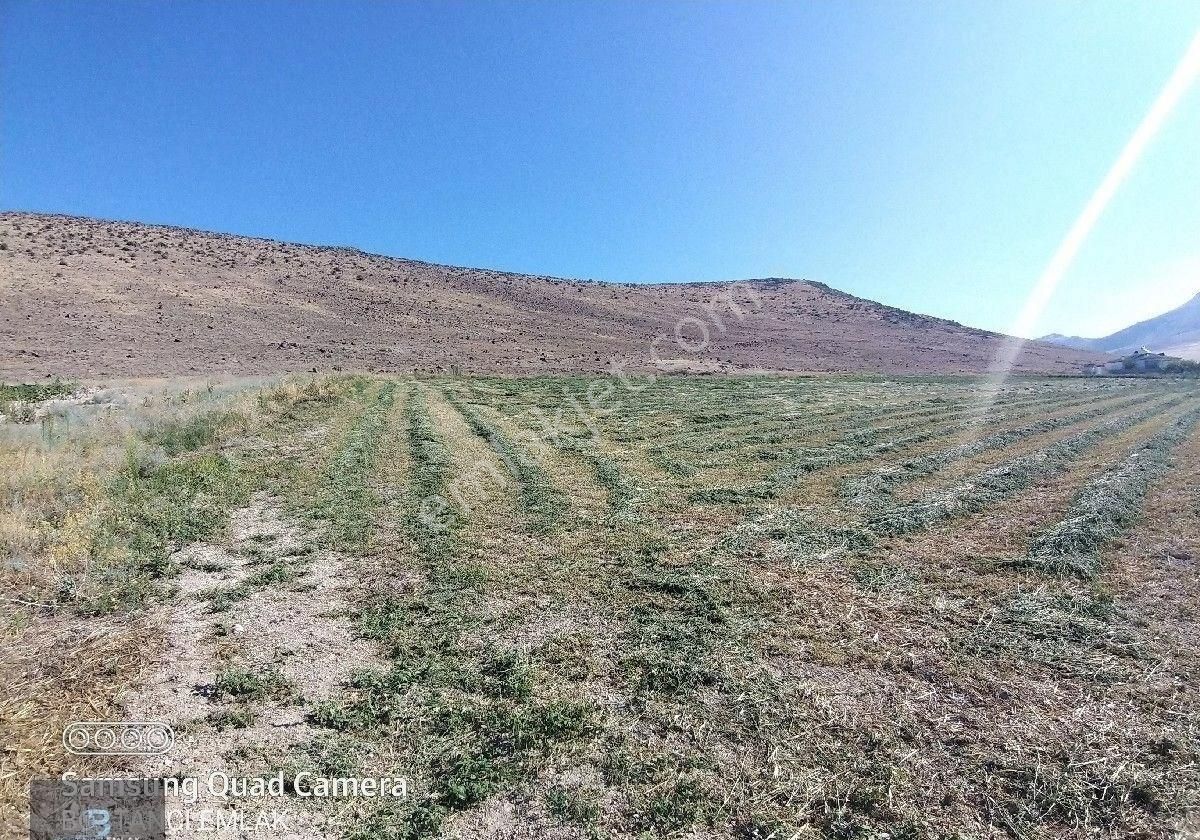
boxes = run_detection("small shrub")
[207,708,257,730]
[213,667,294,702]
[546,787,600,824]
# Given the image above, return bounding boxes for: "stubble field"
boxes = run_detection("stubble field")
[2,373,1198,839]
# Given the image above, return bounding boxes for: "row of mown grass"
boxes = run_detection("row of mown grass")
[688,385,1151,505]
[609,382,1200,837]
[469,375,827,836]
[868,395,1191,536]
[309,380,398,548]
[441,385,567,533]
[287,380,597,838]
[841,390,1154,511]
[1025,402,1200,577]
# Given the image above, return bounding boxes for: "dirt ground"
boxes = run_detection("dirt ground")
[112,493,379,838]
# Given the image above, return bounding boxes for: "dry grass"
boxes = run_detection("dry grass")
[0,615,157,835]
[0,373,338,838]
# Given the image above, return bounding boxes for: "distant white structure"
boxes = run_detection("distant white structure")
[1084,347,1190,376]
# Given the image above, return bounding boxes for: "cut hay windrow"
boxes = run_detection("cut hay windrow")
[689,387,1134,472]
[314,382,594,838]
[718,507,876,567]
[442,387,567,533]
[965,588,1143,678]
[553,436,643,520]
[841,392,1151,512]
[841,391,1102,453]
[689,419,969,503]
[689,391,1141,504]
[686,396,1003,463]
[1023,403,1200,577]
[405,385,461,560]
[627,381,1117,463]
[474,381,646,519]
[670,386,1111,473]
[717,394,1190,567]
[863,387,1143,442]
[311,380,397,547]
[829,384,1100,434]
[866,397,1189,537]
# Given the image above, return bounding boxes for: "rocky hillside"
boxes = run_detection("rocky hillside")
[0,212,1102,378]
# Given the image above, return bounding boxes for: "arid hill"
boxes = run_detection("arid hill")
[0,212,1102,378]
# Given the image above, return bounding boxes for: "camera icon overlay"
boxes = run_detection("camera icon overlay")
[62,721,175,756]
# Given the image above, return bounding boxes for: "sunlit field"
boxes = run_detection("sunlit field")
[3,374,1199,839]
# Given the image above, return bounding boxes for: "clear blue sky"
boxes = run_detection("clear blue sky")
[2,1,1198,338]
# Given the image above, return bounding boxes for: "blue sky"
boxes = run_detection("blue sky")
[2,1,1198,338]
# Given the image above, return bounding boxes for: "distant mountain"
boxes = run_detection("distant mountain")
[0,212,1103,378]
[1036,332,1096,351]
[1039,292,1200,361]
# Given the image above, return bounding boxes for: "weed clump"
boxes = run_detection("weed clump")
[545,786,601,824]
[0,379,75,421]
[207,708,257,730]
[213,666,295,702]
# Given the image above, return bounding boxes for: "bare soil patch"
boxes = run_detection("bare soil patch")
[118,493,380,838]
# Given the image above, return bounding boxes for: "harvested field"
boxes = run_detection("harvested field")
[2,373,1198,839]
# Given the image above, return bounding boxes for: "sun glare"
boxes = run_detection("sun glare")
[984,28,1200,388]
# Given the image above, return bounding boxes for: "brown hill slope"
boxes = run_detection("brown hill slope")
[0,212,1101,378]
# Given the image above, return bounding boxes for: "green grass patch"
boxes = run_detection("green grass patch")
[545,786,601,825]
[145,410,243,455]
[0,379,76,419]
[0,379,75,403]
[74,446,252,614]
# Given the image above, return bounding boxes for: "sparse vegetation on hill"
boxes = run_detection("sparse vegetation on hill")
[0,211,1105,378]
